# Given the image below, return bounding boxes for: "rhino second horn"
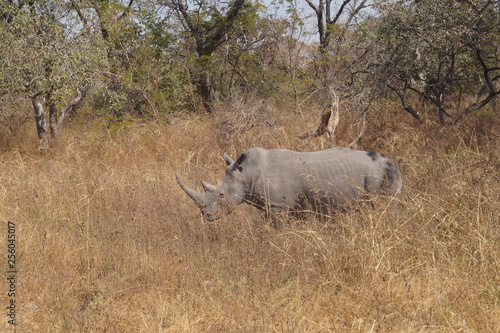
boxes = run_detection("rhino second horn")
[223,153,234,166]
[176,176,208,207]
[201,181,217,193]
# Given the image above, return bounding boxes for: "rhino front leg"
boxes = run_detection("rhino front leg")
[267,205,286,229]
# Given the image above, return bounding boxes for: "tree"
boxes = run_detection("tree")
[304,0,369,53]
[296,0,378,145]
[167,0,254,112]
[0,0,101,147]
[373,0,500,123]
[68,0,185,119]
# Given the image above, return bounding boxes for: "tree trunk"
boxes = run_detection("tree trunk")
[198,71,212,113]
[386,83,423,123]
[49,102,59,142]
[172,0,246,113]
[31,94,49,148]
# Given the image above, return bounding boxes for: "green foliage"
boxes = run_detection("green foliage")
[84,0,192,117]
[373,0,500,121]
[2,0,498,146]
[0,0,104,108]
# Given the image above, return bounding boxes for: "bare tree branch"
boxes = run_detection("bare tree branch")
[455,48,500,122]
[385,82,423,123]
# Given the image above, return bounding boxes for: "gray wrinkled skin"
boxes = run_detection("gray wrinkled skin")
[177,147,403,220]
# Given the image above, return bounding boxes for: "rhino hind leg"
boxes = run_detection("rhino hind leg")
[377,161,403,208]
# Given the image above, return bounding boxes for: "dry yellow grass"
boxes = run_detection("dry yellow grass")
[0,103,498,332]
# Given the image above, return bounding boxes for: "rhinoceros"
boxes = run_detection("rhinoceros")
[176,147,402,220]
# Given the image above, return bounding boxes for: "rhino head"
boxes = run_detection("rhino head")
[176,152,248,221]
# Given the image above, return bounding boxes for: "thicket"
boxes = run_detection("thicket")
[0,0,498,148]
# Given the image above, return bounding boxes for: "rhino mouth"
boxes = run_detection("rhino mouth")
[203,212,221,221]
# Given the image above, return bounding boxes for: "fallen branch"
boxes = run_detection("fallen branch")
[299,90,340,142]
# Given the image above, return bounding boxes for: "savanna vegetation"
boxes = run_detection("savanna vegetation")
[0,0,498,331]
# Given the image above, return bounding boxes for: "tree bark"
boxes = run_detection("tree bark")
[454,49,500,122]
[299,104,337,140]
[50,85,90,143]
[386,82,423,123]
[31,94,49,148]
[49,102,59,141]
[198,71,212,113]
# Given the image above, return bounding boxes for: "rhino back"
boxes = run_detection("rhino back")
[245,147,400,209]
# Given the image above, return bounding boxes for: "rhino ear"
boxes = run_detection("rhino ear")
[223,153,234,166]
[230,151,249,172]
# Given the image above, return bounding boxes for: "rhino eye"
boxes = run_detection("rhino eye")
[218,193,224,199]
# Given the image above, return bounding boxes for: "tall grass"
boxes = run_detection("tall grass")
[0,103,498,332]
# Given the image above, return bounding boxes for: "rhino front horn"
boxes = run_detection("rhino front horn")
[176,176,208,207]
